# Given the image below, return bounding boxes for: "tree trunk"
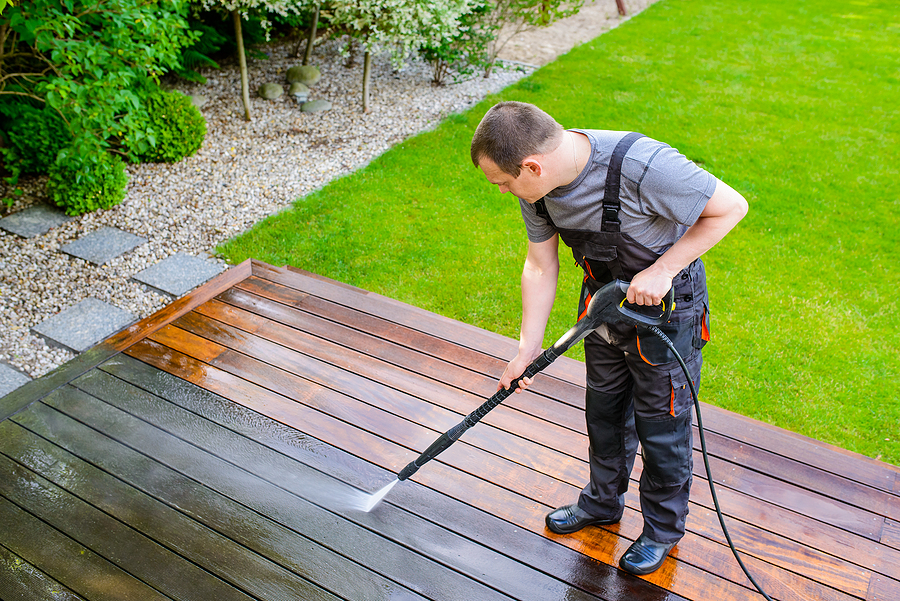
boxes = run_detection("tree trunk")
[362,49,372,112]
[303,4,320,65]
[232,9,251,121]
[615,0,627,16]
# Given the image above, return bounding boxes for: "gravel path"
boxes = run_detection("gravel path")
[0,0,653,380]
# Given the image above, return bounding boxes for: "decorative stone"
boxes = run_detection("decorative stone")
[190,94,208,108]
[31,298,136,353]
[288,82,310,98]
[131,252,224,298]
[0,363,30,398]
[286,65,321,86]
[0,204,73,239]
[258,83,283,99]
[301,99,332,113]
[60,226,147,265]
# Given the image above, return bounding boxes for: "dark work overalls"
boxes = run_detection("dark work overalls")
[537,133,711,544]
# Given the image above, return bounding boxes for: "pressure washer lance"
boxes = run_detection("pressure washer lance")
[395,279,672,483]
[370,279,773,600]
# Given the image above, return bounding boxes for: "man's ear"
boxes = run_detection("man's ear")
[521,157,542,176]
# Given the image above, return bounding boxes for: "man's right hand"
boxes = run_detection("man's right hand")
[497,349,542,393]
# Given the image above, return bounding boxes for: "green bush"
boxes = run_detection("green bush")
[46,144,129,216]
[127,88,206,164]
[0,102,72,176]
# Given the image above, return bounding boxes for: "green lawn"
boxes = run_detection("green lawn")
[219,0,900,465]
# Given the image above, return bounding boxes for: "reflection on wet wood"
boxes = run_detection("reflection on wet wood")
[1,259,898,601]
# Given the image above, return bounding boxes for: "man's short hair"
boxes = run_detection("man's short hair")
[470,101,565,177]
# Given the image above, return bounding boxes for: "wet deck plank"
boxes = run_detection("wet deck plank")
[1,259,898,601]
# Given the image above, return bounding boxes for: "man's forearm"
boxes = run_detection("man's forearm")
[518,257,559,358]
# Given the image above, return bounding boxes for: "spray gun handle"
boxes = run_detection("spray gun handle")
[614,280,675,327]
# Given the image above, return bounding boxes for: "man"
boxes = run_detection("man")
[470,101,748,575]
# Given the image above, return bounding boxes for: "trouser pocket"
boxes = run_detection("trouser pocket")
[635,408,693,488]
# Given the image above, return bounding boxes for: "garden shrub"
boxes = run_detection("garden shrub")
[127,88,206,164]
[46,144,129,216]
[0,102,72,176]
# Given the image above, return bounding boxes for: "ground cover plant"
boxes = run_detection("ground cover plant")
[219,0,900,464]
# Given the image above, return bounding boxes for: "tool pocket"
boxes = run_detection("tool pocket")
[667,354,700,416]
[635,319,694,366]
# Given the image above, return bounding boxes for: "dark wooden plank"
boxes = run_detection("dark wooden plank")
[0,445,253,601]
[230,277,587,414]
[883,518,900,550]
[125,339,809,601]
[229,276,896,552]
[166,318,877,601]
[0,494,172,601]
[180,300,890,592]
[102,353,689,601]
[108,354,885,601]
[233,272,900,535]
[176,305,587,466]
[0,543,86,601]
[867,573,900,601]
[0,344,118,422]
[251,261,587,384]
[11,394,426,601]
[145,322,589,507]
[697,404,900,498]
[260,263,900,503]
[50,375,529,601]
[215,286,587,436]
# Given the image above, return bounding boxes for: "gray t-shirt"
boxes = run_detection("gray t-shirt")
[520,130,717,254]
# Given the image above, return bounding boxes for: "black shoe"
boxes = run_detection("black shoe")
[545,504,622,535]
[618,534,677,575]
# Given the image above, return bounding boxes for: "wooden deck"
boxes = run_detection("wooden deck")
[1,259,898,601]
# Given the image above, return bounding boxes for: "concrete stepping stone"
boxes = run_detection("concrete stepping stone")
[0,363,30,398]
[61,226,147,265]
[131,252,224,298]
[0,204,74,238]
[31,298,136,353]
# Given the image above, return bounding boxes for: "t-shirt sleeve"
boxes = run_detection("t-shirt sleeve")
[519,197,557,243]
[637,145,718,227]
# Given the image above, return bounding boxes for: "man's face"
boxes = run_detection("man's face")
[478,156,544,203]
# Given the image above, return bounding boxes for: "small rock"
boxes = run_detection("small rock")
[301,99,332,113]
[288,82,310,99]
[258,83,283,99]
[190,94,208,108]
[286,65,322,86]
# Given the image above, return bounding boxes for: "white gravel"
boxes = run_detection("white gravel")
[0,37,534,379]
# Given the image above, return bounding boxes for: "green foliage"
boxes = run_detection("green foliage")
[219,0,900,464]
[419,1,497,85]
[332,0,472,69]
[174,20,229,83]
[1,0,198,144]
[127,88,206,163]
[0,101,72,175]
[0,0,199,211]
[46,141,129,216]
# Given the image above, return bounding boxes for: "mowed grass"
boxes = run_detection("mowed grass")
[219,0,900,464]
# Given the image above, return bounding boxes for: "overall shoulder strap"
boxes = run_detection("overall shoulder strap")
[601,132,645,233]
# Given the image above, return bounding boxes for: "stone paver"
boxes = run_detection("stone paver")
[60,226,147,265]
[31,298,136,353]
[0,204,73,238]
[0,363,30,398]
[131,252,224,298]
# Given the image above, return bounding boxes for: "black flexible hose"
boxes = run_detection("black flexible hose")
[646,325,774,601]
